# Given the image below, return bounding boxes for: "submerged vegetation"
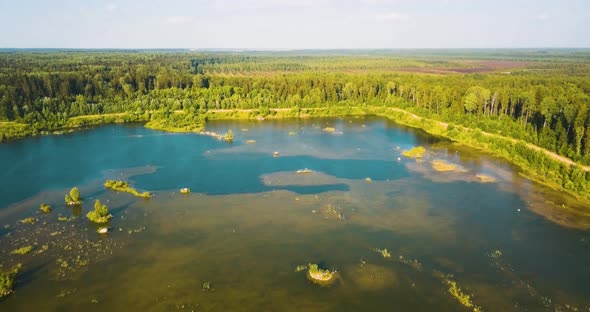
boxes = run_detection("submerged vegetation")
[224,129,234,142]
[0,264,22,299]
[64,187,81,205]
[402,146,426,158]
[11,246,33,255]
[104,180,150,198]
[86,200,112,224]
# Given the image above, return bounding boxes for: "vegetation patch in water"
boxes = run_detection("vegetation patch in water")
[40,203,52,213]
[104,180,151,198]
[402,146,426,158]
[11,246,33,255]
[323,127,336,133]
[224,129,234,142]
[306,264,338,286]
[86,200,112,224]
[64,187,82,205]
[0,264,22,299]
[180,188,191,194]
[432,160,460,172]
[475,174,496,183]
[19,217,38,224]
[374,248,391,259]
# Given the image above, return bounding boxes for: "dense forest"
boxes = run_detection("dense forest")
[1,50,590,197]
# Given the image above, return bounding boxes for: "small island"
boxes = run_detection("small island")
[104,180,151,198]
[64,187,82,205]
[307,263,338,286]
[86,199,112,224]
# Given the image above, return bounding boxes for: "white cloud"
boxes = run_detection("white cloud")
[163,16,194,25]
[376,11,409,21]
[106,3,118,11]
[536,13,549,21]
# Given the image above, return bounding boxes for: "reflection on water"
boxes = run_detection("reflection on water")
[1,117,590,311]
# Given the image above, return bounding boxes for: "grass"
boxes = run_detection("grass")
[104,180,151,198]
[402,146,426,158]
[11,246,33,255]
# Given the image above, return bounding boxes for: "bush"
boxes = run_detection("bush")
[86,199,112,224]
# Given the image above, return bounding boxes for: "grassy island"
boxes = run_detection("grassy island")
[0,264,22,299]
[307,264,338,286]
[64,187,82,205]
[104,180,151,198]
[86,200,112,224]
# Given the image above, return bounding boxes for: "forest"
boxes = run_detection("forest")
[1,49,590,198]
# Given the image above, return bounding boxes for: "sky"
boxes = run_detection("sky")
[0,0,588,49]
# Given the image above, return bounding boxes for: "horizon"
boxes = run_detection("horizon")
[1,0,589,49]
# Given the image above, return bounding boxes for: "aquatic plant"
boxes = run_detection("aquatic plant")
[445,279,481,312]
[104,180,151,198]
[202,281,212,291]
[374,248,391,259]
[19,217,37,224]
[224,129,234,142]
[431,160,458,172]
[40,203,52,213]
[65,187,82,205]
[323,127,336,132]
[86,199,112,224]
[246,139,256,144]
[296,168,313,174]
[288,131,297,136]
[11,246,33,255]
[0,264,22,299]
[402,146,426,158]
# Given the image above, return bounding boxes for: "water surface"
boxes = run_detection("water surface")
[1,117,589,311]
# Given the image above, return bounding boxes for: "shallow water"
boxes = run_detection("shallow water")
[1,117,590,311]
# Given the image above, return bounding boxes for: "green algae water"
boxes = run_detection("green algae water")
[1,116,590,311]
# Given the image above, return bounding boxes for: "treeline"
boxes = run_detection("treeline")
[1,51,590,165]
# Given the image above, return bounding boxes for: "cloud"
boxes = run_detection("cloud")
[163,16,194,25]
[536,13,549,21]
[106,3,118,11]
[376,11,409,21]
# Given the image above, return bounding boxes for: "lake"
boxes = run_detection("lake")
[1,116,589,311]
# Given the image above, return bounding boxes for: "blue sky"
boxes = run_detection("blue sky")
[0,0,588,49]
